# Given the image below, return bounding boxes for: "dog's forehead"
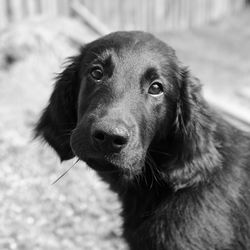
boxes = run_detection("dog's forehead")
[86,32,175,68]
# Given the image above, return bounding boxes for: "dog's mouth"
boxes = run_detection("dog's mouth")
[78,150,145,176]
[85,155,123,172]
[70,129,146,176]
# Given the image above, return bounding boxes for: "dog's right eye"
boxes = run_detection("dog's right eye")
[90,66,104,80]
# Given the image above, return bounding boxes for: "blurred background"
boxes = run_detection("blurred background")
[0,0,249,249]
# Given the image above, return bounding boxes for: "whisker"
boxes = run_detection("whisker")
[96,169,123,174]
[142,165,149,186]
[146,154,162,187]
[145,155,155,188]
[149,149,170,156]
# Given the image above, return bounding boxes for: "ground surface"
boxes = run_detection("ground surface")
[0,9,249,250]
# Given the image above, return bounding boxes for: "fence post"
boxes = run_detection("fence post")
[58,0,70,16]
[0,0,8,30]
[9,0,24,22]
[26,0,38,18]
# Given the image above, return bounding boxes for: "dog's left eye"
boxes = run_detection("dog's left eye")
[90,66,104,80]
[148,81,164,96]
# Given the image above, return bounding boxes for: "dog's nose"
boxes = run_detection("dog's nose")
[91,123,129,152]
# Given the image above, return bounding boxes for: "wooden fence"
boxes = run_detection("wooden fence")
[0,0,247,32]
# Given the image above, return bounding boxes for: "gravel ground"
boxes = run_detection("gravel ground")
[0,9,249,250]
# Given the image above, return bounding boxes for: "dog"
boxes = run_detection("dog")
[35,31,250,250]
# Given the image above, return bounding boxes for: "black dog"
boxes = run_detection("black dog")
[35,31,250,250]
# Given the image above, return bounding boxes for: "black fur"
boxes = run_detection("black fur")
[35,31,250,250]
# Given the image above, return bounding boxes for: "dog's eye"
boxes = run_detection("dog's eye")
[90,66,103,80]
[148,81,164,96]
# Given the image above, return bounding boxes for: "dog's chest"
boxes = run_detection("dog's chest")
[122,190,234,250]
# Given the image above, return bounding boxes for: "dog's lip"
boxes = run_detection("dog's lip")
[76,148,145,173]
[83,155,144,177]
[82,155,123,172]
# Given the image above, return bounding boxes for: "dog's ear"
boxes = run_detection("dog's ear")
[35,54,82,161]
[173,67,209,158]
[165,67,221,190]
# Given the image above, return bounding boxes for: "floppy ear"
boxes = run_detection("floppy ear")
[35,55,82,161]
[165,67,221,190]
[174,67,210,158]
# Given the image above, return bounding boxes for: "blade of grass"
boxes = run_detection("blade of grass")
[52,159,79,185]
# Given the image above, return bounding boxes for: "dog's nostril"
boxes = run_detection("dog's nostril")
[113,136,128,146]
[93,131,105,142]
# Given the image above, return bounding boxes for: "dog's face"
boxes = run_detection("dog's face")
[70,32,178,175]
[36,31,211,186]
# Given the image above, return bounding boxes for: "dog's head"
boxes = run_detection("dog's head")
[36,31,219,187]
